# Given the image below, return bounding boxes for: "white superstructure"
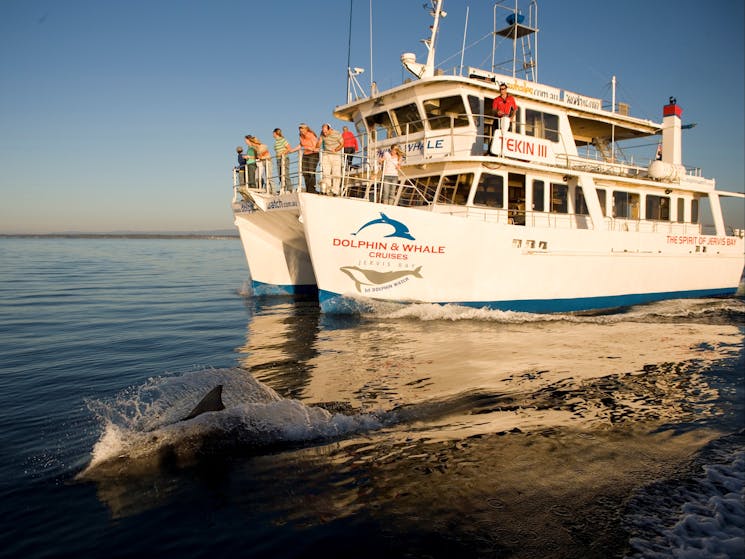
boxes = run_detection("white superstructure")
[295,0,744,313]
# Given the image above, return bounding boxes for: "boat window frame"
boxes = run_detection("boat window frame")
[597,188,607,217]
[473,172,505,208]
[525,108,560,143]
[550,182,569,214]
[575,186,589,215]
[532,179,545,212]
[398,174,440,207]
[365,111,396,141]
[612,190,641,220]
[436,173,473,206]
[645,194,671,221]
[391,103,424,135]
[423,94,470,130]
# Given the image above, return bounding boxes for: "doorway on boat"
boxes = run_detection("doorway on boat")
[508,173,526,225]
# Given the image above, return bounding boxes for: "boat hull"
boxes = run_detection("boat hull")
[233,192,316,295]
[299,193,745,313]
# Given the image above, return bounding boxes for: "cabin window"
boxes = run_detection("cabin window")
[676,198,685,223]
[645,195,670,221]
[613,191,640,219]
[424,95,469,130]
[473,173,504,208]
[398,175,439,207]
[392,103,423,135]
[468,95,481,127]
[691,199,699,223]
[575,186,589,215]
[550,183,569,213]
[366,111,395,140]
[525,109,559,142]
[437,173,472,206]
[532,180,545,211]
[597,189,607,217]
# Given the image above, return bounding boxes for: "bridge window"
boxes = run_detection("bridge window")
[424,95,469,130]
[676,198,685,223]
[366,111,395,140]
[392,103,423,135]
[525,109,559,142]
[645,195,670,221]
[691,199,699,223]
[473,173,504,208]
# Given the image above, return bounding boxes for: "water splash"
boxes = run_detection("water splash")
[79,368,383,479]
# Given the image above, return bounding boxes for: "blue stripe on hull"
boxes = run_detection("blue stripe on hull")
[252,280,318,297]
[318,287,739,314]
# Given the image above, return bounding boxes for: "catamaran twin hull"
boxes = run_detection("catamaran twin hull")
[299,193,744,313]
[233,192,316,295]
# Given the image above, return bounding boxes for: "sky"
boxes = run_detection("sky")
[1,0,743,234]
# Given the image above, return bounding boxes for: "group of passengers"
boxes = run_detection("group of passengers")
[235,123,359,198]
[233,83,516,203]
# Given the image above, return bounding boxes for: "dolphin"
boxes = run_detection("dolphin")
[181,385,225,421]
[351,212,415,240]
[340,266,423,292]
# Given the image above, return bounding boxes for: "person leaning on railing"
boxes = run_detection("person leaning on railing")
[318,123,343,196]
[272,128,292,191]
[246,135,273,192]
[493,82,517,133]
[289,123,319,193]
[379,144,403,205]
[342,125,359,171]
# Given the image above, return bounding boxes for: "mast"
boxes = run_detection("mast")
[401,0,447,79]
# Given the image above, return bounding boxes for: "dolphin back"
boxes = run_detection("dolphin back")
[182,385,225,421]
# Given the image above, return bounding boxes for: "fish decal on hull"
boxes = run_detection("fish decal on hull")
[351,213,415,241]
[340,266,423,292]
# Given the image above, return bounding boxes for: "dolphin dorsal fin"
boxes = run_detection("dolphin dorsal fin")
[182,385,225,421]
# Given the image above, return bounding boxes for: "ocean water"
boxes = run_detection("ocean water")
[1,237,743,559]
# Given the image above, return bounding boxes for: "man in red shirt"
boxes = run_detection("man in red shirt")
[492,83,518,133]
[342,126,359,171]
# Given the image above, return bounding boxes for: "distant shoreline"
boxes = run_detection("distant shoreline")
[0,233,240,240]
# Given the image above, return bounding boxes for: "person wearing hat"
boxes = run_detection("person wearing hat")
[492,83,518,133]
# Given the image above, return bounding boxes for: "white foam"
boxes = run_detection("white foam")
[371,297,745,325]
[81,368,383,477]
[625,436,745,558]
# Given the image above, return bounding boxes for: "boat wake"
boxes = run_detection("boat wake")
[78,368,383,479]
[368,296,745,325]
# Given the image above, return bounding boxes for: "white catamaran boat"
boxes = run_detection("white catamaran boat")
[295,0,744,313]
[232,162,316,296]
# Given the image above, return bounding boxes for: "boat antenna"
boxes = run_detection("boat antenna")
[401,0,447,78]
[369,0,374,90]
[459,4,469,76]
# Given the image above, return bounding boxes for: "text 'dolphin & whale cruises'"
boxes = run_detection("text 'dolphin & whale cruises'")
[297,0,745,313]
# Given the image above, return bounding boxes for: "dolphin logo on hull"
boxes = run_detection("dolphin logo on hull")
[340,266,423,292]
[351,213,415,241]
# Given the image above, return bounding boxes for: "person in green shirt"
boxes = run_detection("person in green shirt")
[273,128,292,192]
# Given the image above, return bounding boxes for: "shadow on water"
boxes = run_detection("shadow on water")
[72,295,745,558]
